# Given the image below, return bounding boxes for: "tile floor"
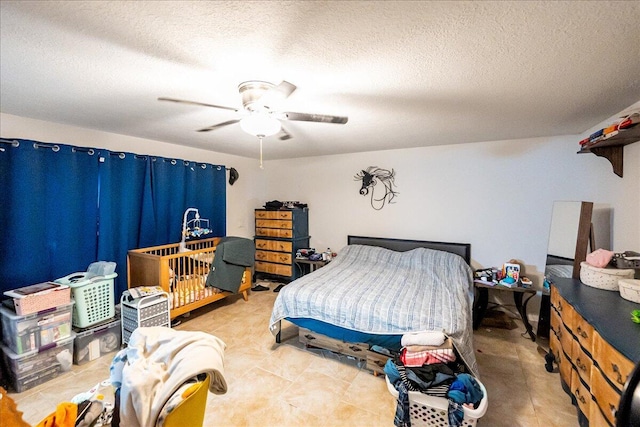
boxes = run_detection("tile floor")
[7,282,579,426]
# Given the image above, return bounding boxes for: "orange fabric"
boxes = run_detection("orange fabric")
[0,386,31,427]
[35,402,77,427]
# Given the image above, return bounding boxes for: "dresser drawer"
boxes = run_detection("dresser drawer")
[255,250,292,265]
[255,261,292,277]
[255,210,293,220]
[551,330,573,388]
[255,228,293,238]
[255,239,293,252]
[255,219,293,229]
[556,320,574,362]
[589,402,612,427]
[550,304,562,336]
[592,331,634,392]
[551,289,574,327]
[572,313,595,355]
[571,370,592,421]
[572,339,593,386]
[591,366,622,426]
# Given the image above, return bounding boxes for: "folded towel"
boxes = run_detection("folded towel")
[401,347,456,367]
[405,338,453,353]
[401,330,445,347]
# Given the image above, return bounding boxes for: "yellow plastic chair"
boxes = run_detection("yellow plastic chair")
[162,374,210,427]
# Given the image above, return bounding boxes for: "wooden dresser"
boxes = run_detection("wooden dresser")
[254,208,310,281]
[550,278,640,426]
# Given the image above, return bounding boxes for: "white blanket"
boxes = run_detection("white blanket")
[113,327,227,427]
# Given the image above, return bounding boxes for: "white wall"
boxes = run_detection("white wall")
[261,131,639,323]
[263,136,639,276]
[1,112,265,238]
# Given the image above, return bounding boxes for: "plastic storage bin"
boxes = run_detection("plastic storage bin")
[55,271,117,328]
[73,315,121,365]
[0,302,73,355]
[1,333,74,393]
[3,282,70,315]
[385,376,488,427]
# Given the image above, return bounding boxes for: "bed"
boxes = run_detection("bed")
[269,235,478,376]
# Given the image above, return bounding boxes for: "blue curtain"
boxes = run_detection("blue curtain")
[184,162,227,237]
[0,139,227,299]
[0,140,99,292]
[96,151,150,300]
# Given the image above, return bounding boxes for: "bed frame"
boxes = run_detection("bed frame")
[276,235,472,375]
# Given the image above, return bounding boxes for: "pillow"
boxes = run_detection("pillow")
[586,249,614,268]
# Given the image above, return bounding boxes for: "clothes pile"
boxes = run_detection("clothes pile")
[385,331,484,427]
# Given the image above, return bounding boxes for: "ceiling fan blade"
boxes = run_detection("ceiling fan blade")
[252,81,297,110]
[196,119,241,132]
[278,126,293,141]
[278,111,348,124]
[158,97,239,112]
[272,81,297,99]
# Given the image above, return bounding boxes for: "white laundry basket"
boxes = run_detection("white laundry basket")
[55,270,117,328]
[386,375,488,427]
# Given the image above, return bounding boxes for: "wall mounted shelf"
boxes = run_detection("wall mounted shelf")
[577,126,640,177]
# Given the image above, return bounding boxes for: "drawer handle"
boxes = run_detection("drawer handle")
[576,358,587,372]
[609,403,617,419]
[348,345,363,352]
[557,301,563,312]
[304,334,316,341]
[557,329,563,339]
[574,389,586,404]
[257,243,266,248]
[612,364,625,386]
[576,326,588,339]
[279,256,288,262]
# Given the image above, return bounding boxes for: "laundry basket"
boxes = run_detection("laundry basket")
[55,271,117,328]
[385,375,488,427]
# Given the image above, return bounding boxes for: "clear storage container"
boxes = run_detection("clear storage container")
[1,333,74,393]
[0,302,73,354]
[73,315,121,365]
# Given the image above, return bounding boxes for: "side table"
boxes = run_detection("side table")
[294,258,329,276]
[473,280,537,341]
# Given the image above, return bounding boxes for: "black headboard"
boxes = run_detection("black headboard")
[347,235,471,265]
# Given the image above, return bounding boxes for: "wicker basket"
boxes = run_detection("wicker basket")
[386,376,488,427]
[579,262,634,291]
[619,279,640,303]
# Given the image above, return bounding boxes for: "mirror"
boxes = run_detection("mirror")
[545,201,594,280]
[538,201,594,340]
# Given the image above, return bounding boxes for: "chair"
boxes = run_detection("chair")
[161,373,211,427]
[617,360,640,427]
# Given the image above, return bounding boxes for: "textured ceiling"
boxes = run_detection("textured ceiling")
[1,1,639,160]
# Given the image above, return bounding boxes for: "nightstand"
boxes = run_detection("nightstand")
[473,280,537,341]
[294,258,328,276]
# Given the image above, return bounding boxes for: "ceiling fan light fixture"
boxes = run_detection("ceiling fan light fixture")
[239,114,281,137]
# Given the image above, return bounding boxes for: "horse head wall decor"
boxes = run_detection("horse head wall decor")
[354,166,398,210]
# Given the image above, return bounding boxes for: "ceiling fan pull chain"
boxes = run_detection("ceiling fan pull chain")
[259,136,264,169]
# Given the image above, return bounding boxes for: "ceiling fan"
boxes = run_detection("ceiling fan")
[159,80,348,167]
[159,80,348,139]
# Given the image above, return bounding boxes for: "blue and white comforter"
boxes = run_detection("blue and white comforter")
[269,244,477,376]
